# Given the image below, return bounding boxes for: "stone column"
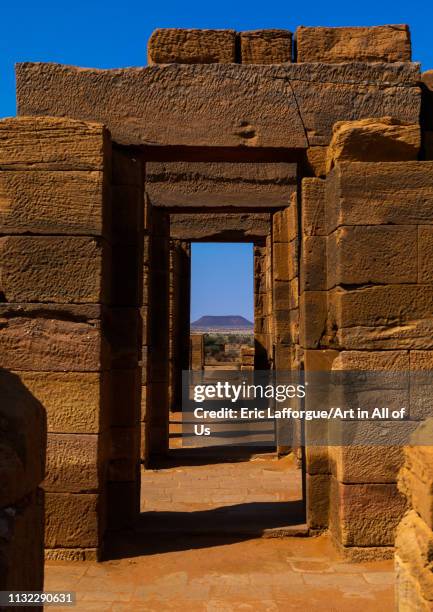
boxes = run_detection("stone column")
[396,427,433,610]
[106,147,143,530]
[146,207,171,456]
[168,240,191,412]
[0,370,46,598]
[272,193,299,371]
[190,335,204,370]
[324,158,431,559]
[0,116,112,561]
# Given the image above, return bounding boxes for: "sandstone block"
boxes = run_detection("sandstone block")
[419,227,433,283]
[305,147,327,178]
[399,448,433,530]
[299,291,327,349]
[301,236,326,291]
[307,474,330,531]
[273,240,297,281]
[395,553,433,610]
[409,354,433,421]
[273,309,291,345]
[0,116,109,170]
[395,510,433,605]
[44,433,100,493]
[273,344,293,370]
[273,200,298,243]
[13,371,106,434]
[330,445,403,484]
[303,349,339,371]
[16,62,420,148]
[296,25,411,63]
[240,30,292,64]
[273,279,297,312]
[0,305,107,372]
[148,29,236,64]
[0,370,46,507]
[146,162,297,208]
[45,492,101,548]
[288,63,419,146]
[0,236,107,303]
[16,62,308,148]
[330,477,406,546]
[0,171,107,236]
[328,286,433,350]
[305,444,330,476]
[326,117,420,172]
[327,226,417,288]
[301,178,325,237]
[332,350,409,371]
[170,212,270,241]
[326,162,433,231]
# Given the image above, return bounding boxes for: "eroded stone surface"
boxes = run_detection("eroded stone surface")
[0,116,109,170]
[170,212,270,240]
[16,62,420,147]
[147,162,296,208]
[240,29,292,64]
[0,236,107,303]
[148,28,236,64]
[326,117,420,172]
[296,25,412,63]
[0,171,107,236]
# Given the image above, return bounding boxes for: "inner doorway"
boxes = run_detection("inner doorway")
[140,240,305,537]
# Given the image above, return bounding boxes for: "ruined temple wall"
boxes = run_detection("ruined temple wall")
[0,118,144,558]
[0,370,46,601]
[168,240,190,411]
[271,193,299,372]
[106,148,143,529]
[147,25,411,65]
[303,152,433,559]
[396,440,433,610]
[0,117,113,560]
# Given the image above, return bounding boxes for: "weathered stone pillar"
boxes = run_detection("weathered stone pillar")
[190,334,204,370]
[0,116,112,560]
[300,177,333,533]
[0,370,46,599]
[146,207,170,456]
[396,426,433,610]
[323,150,430,558]
[168,240,191,411]
[272,193,299,371]
[106,146,143,530]
[254,243,271,369]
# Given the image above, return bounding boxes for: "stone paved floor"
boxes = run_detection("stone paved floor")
[45,534,394,611]
[139,449,305,536]
[44,415,395,610]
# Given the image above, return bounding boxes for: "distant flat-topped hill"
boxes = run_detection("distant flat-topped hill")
[191,315,253,330]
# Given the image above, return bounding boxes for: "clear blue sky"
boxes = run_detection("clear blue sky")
[0,0,432,118]
[191,244,253,321]
[1,0,430,320]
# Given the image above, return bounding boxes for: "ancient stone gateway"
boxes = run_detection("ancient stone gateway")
[2,26,433,584]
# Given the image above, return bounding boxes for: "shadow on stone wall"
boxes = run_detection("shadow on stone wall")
[0,368,47,599]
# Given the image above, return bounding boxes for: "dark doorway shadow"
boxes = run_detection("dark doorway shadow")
[148,446,278,468]
[104,499,307,560]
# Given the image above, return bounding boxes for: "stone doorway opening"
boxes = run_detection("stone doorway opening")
[139,237,306,540]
